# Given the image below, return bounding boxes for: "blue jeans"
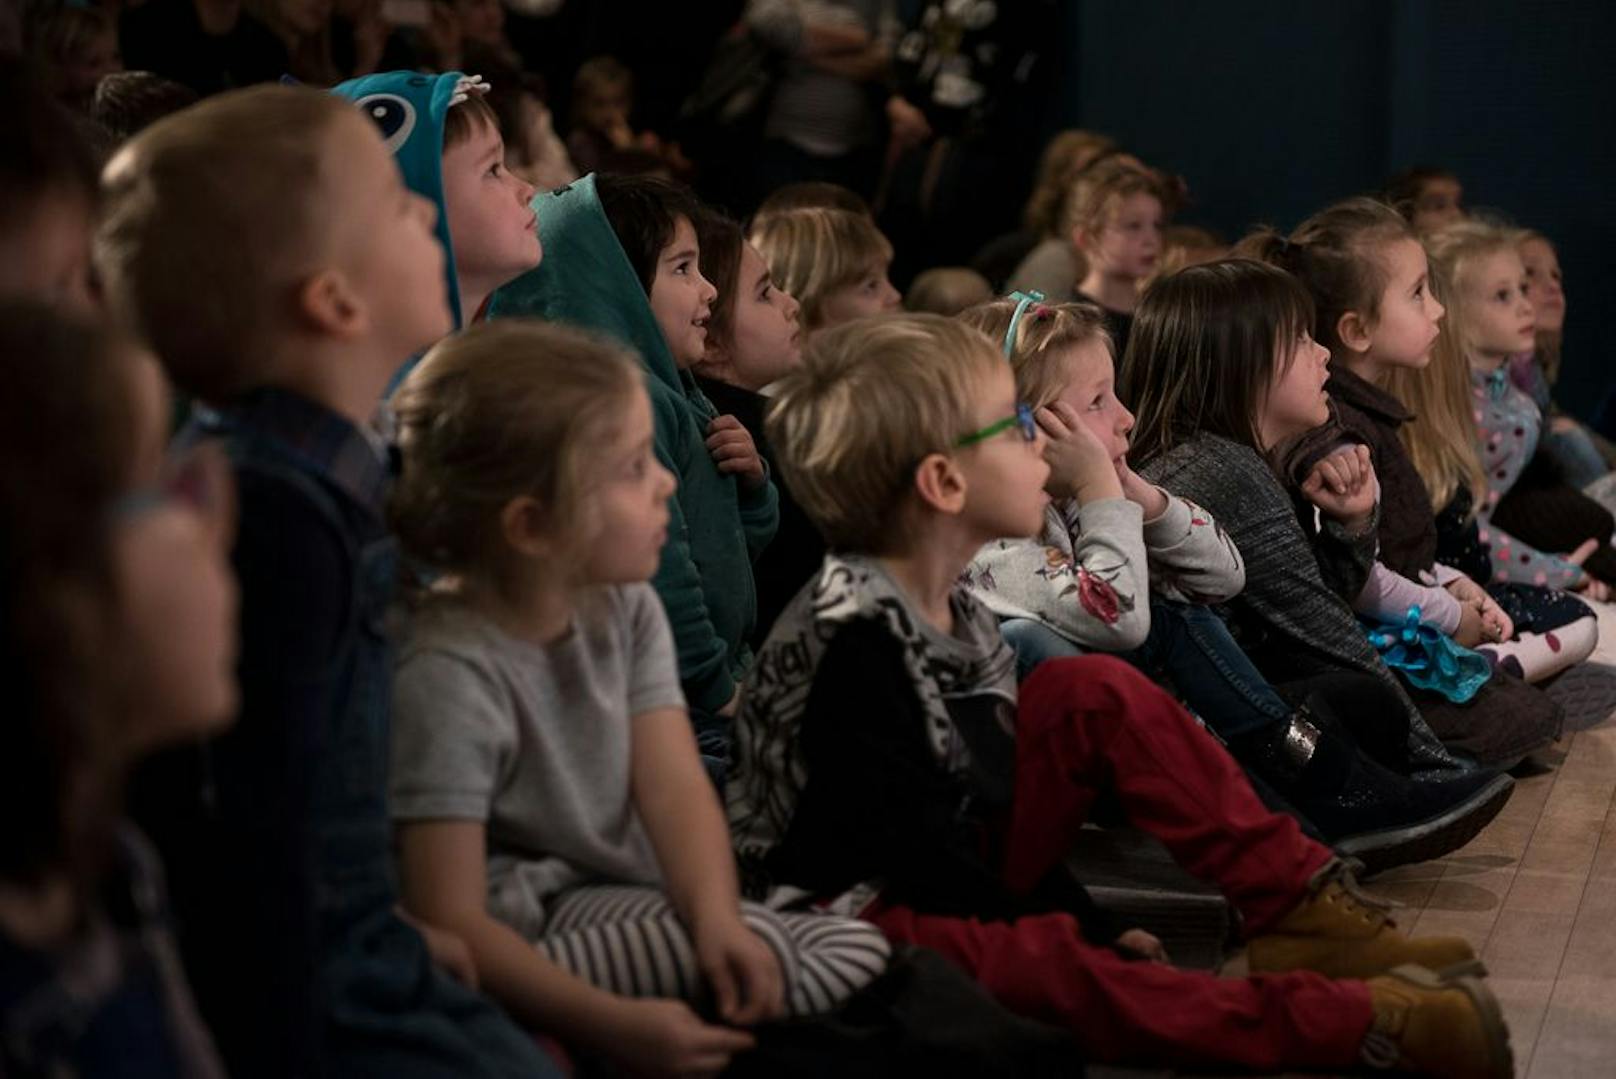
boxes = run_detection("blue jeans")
[1544,424,1610,489]
[1001,598,1289,741]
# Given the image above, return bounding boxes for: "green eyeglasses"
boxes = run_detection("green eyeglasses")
[955,402,1038,448]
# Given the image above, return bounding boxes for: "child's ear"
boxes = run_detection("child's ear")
[1070,224,1093,254]
[912,452,968,516]
[297,269,368,340]
[500,495,553,559]
[1336,310,1373,355]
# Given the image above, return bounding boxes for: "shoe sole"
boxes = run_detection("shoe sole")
[1336,775,1515,877]
[1386,963,1514,1079]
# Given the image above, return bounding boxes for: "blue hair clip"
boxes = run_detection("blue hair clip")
[1002,290,1045,359]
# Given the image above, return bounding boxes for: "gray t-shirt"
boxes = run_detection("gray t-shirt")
[390,584,686,938]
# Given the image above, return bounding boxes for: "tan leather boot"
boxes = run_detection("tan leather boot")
[1360,965,1512,1078]
[1246,861,1477,979]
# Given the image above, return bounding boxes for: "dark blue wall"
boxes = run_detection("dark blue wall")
[1061,0,1616,417]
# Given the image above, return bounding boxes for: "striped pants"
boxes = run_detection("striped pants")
[534,885,890,1016]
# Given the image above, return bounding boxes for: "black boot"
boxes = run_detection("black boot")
[1229,707,1513,876]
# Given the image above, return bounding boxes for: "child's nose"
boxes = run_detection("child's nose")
[1119,405,1135,435]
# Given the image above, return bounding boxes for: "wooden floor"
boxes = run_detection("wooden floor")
[1357,604,1616,1078]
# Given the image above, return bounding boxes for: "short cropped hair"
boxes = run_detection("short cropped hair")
[442,90,499,151]
[904,267,993,317]
[595,173,706,295]
[97,85,352,402]
[765,314,1002,553]
[748,207,893,329]
[957,298,1112,410]
[90,71,199,143]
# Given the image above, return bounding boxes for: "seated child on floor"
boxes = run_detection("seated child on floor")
[0,303,235,1075]
[99,84,561,1078]
[387,320,888,1075]
[488,173,779,781]
[749,206,901,335]
[957,294,1508,872]
[725,311,1510,1078]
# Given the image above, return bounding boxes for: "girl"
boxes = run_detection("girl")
[690,208,819,643]
[1510,230,1615,493]
[1069,157,1168,359]
[388,321,890,1076]
[1384,167,1465,234]
[749,206,901,333]
[1420,221,1616,597]
[1123,259,1479,777]
[1,303,236,1075]
[1001,130,1119,298]
[1249,198,1596,686]
[961,296,1509,871]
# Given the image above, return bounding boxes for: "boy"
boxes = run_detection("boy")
[98,85,560,1078]
[489,174,778,781]
[725,313,1512,1077]
[334,71,540,333]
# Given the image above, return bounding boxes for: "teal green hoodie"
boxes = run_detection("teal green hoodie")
[489,175,779,721]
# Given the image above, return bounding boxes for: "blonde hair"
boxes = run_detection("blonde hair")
[1023,129,1119,237]
[765,314,1002,553]
[957,299,1112,410]
[1062,157,1169,240]
[96,85,352,402]
[1382,275,1488,518]
[1518,229,1562,384]
[1422,220,1527,363]
[391,320,643,585]
[1145,225,1226,287]
[904,267,993,317]
[748,207,893,329]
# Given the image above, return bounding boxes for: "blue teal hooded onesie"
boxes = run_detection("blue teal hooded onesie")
[489,175,779,767]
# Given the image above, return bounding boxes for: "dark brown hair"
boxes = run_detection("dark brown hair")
[442,90,500,151]
[0,301,136,886]
[596,172,705,295]
[1384,166,1460,222]
[692,207,745,354]
[1237,197,1415,360]
[1122,258,1315,467]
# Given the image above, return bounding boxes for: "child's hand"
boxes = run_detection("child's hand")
[1114,927,1169,964]
[607,998,756,1078]
[397,908,479,990]
[1300,445,1377,532]
[1567,539,1614,601]
[1453,598,1487,648]
[706,416,766,491]
[694,914,785,1026]
[1447,577,1513,642]
[1115,458,1169,519]
[1037,402,1122,504]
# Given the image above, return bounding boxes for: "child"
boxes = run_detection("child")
[904,266,994,316]
[0,58,99,310]
[1123,259,1481,776]
[690,208,820,643]
[0,303,232,1075]
[1069,157,1168,359]
[98,85,563,1077]
[489,173,779,781]
[334,70,541,334]
[91,70,200,143]
[749,205,901,333]
[959,295,1512,869]
[565,55,681,176]
[1384,166,1465,233]
[991,128,1118,294]
[1511,229,1615,491]
[727,313,1510,1076]
[387,320,889,1073]
[1421,222,1616,597]
[24,0,123,109]
[1249,198,1596,685]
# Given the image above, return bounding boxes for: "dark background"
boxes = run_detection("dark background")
[1052,0,1615,418]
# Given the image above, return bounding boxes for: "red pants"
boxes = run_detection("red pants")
[862,656,1374,1071]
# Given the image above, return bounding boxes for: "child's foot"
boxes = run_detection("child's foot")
[1361,964,1512,1078]
[1246,861,1476,979]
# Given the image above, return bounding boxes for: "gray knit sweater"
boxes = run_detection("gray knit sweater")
[1138,434,1462,775]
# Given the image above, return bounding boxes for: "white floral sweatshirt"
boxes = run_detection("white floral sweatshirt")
[962,492,1245,652]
